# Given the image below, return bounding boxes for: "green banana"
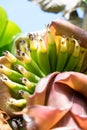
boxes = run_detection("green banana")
[11,33,30,55]
[3,51,27,69]
[21,77,36,94]
[18,90,30,101]
[19,51,45,77]
[64,39,80,71]
[75,47,87,72]
[56,37,69,72]
[17,65,40,83]
[65,37,75,57]
[8,98,26,108]
[0,64,23,83]
[0,74,30,94]
[29,38,39,64]
[46,28,57,72]
[37,38,51,75]
[0,6,8,40]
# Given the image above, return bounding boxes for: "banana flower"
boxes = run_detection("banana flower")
[22,71,87,130]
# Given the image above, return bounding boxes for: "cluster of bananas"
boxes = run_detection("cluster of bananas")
[0,28,87,114]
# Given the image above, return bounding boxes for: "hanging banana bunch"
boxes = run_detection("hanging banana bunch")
[0,17,87,129]
[0,26,87,103]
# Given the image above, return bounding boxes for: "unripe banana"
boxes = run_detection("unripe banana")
[46,28,57,72]
[29,38,39,64]
[64,39,80,71]
[56,37,69,72]
[75,47,87,72]
[54,35,61,54]
[0,64,23,83]
[0,74,30,94]
[19,51,45,77]
[3,51,27,70]
[17,65,40,83]
[8,98,26,108]
[19,39,29,53]
[21,77,36,94]
[65,37,75,57]
[18,90,30,101]
[37,38,51,75]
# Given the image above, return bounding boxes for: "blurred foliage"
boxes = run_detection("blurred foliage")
[0,6,21,56]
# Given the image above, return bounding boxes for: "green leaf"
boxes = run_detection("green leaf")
[0,6,8,39]
[0,20,21,48]
[0,44,12,56]
[83,0,87,4]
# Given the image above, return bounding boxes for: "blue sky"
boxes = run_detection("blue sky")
[0,0,63,32]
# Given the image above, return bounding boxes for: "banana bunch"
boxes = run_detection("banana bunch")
[0,27,87,114]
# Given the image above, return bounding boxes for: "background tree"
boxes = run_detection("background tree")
[28,0,87,30]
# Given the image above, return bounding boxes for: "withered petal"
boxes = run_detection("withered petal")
[54,71,87,98]
[47,82,74,109]
[23,105,70,130]
[27,72,58,106]
[51,127,78,130]
[71,92,87,130]
[71,112,87,130]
